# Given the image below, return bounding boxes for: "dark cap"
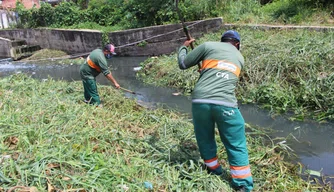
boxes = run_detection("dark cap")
[104,44,116,55]
[221,30,240,42]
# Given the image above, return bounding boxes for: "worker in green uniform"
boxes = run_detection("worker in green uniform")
[79,43,120,106]
[177,30,253,192]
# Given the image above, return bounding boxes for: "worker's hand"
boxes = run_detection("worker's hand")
[114,83,120,89]
[184,38,195,47]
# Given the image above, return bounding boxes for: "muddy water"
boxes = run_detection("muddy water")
[1,57,333,187]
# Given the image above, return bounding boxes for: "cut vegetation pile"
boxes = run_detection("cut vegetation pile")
[21,49,84,65]
[22,49,69,61]
[0,74,331,191]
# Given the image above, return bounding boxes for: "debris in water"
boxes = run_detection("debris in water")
[133,67,142,71]
[305,169,322,177]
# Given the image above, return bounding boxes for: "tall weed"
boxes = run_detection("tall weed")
[0,74,328,191]
[138,28,334,121]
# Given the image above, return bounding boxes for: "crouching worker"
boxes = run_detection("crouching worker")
[79,43,120,106]
[177,30,253,192]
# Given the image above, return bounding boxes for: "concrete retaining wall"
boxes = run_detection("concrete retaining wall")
[0,37,12,57]
[0,18,223,57]
[0,36,41,60]
[0,29,103,55]
[110,18,223,56]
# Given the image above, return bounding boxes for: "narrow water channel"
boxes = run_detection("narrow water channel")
[1,57,333,188]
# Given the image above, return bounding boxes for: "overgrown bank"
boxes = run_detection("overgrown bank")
[137,27,334,122]
[14,0,334,31]
[0,74,331,191]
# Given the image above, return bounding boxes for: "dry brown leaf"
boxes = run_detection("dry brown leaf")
[47,182,56,192]
[47,184,56,192]
[45,163,60,176]
[62,176,71,181]
[92,144,99,152]
[28,187,39,192]
[45,169,51,176]
[64,189,87,192]
[115,146,124,154]
[46,178,56,192]
[124,157,130,165]
[12,152,20,160]
[138,129,144,138]
[47,163,60,169]
[5,136,19,145]
[8,186,39,192]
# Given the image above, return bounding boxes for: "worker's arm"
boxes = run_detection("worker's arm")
[105,73,120,89]
[96,52,120,89]
[177,39,205,70]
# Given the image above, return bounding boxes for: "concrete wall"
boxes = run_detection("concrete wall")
[0,28,103,55]
[110,18,223,56]
[0,18,223,57]
[0,36,41,60]
[0,36,11,57]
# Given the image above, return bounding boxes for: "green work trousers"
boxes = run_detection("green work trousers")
[192,103,253,191]
[82,78,101,105]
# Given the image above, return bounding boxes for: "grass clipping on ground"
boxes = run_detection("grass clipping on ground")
[0,74,329,192]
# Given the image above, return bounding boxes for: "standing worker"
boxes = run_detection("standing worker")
[79,43,120,106]
[177,30,253,192]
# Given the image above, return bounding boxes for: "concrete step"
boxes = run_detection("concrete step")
[11,40,27,47]
[10,44,41,60]
[0,37,41,60]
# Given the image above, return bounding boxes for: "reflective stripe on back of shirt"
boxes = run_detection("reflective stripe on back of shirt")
[201,59,241,77]
[87,56,101,72]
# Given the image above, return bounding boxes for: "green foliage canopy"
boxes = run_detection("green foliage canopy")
[14,0,334,30]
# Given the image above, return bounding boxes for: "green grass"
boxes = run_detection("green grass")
[0,74,330,191]
[137,28,334,122]
[219,0,334,26]
[57,22,125,32]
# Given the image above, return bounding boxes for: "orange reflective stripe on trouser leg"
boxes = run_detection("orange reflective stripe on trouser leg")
[230,165,252,179]
[204,157,220,170]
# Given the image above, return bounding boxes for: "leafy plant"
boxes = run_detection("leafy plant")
[137,28,334,121]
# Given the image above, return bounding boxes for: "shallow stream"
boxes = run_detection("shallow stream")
[1,57,333,188]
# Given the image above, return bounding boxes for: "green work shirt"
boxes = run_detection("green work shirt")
[80,49,111,80]
[178,42,244,108]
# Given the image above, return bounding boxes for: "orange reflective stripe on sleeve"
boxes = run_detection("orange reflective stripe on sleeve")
[202,59,241,77]
[230,165,252,179]
[87,56,101,72]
